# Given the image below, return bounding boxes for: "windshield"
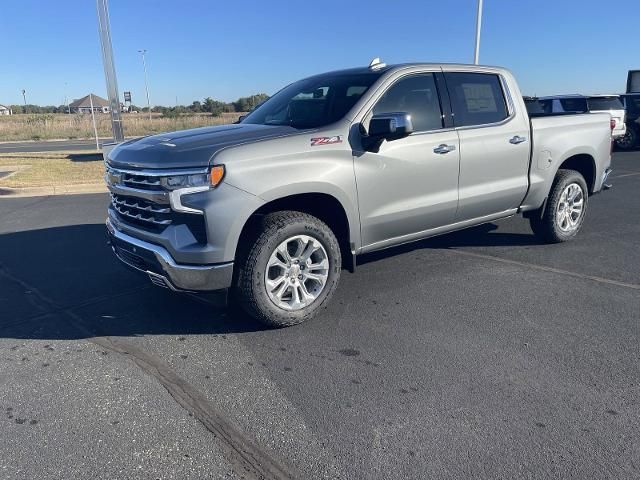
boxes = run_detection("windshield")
[587,96,624,111]
[242,72,382,129]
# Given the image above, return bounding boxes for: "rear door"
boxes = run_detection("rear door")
[444,71,530,221]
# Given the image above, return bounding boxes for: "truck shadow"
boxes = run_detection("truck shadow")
[0,221,537,341]
[0,224,264,341]
[357,222,538,266]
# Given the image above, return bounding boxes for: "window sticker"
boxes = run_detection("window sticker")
[461,83,498,113]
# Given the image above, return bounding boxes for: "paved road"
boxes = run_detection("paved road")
[0,153,638,479]
[0,139,113,153]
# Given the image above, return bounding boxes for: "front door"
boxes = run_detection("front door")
[354,73,460,249]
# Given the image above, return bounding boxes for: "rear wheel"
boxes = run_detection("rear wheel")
[236,211,341,327]
[529,169,589,243]
[615,125,638,150]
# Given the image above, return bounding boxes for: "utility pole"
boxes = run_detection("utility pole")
[138,49,151,120]
[474,0,483,65]
[89,94,100,151]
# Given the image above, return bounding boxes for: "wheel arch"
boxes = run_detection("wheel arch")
[235,190,358,271]
[556,153,596,193]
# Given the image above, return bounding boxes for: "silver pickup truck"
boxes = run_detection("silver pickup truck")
[105,61,613,327]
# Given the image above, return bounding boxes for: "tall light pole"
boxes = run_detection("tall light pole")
[138,49,151,120]
[96,0,124,143]
[474,0,483,64]
[21,89,27,106]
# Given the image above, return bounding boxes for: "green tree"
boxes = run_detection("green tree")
[233,93,269,112]
[203,97,225,116]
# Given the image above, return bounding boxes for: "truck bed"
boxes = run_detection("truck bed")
[521,112,612,210]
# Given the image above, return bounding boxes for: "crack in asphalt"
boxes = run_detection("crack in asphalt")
[0,263,302,480]
[448,249,640,291]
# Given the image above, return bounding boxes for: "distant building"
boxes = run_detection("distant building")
[69,94,110,114]
[0,104,12,116]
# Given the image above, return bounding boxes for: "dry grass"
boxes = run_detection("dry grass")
[0,151,105,188]
[0,112,242,142]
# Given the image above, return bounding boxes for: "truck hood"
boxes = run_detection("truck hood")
[107,123,299,170]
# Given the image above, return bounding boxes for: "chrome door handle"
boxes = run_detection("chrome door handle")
[509,135,527,145]
[433,144,456,154]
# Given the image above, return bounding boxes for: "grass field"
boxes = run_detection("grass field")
[0,112,242,142]
[0,151,105,188]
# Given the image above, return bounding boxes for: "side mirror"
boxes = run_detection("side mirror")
[368,112,413,141]
[235,114,247,124]
[362,112,413,152]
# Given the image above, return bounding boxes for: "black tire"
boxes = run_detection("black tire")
[615,125,638,151]
[235,211,341,327]
[529,169,589,243]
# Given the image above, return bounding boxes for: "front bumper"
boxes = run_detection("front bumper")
[106,218,233,292]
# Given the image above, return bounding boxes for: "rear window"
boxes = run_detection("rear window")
[445,72,509,127]
[587,97,624,111]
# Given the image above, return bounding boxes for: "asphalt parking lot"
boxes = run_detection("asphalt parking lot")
[0,152,638,480]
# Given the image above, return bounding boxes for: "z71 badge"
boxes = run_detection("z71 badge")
[310,136,342,146]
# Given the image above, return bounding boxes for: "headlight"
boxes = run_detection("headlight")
[164,173,209,189]
[162,165,225,190]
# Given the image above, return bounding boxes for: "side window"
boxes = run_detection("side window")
[445,72,509,127]
[372,74,443,132]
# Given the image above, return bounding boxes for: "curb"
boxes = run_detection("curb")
[0,183,108,198]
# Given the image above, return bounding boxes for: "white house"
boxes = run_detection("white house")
[0,105,12,116]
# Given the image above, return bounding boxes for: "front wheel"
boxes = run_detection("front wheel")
[235,211,341,327]
[529,169,589,243]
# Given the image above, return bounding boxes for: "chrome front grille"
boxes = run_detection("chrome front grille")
[121,172,162,190]
[110,193,172,227]
[106,164,209,244]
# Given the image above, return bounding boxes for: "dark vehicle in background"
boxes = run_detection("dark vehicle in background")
[523,96,546,115]
[617,70,640,150]
[627,70,640,94]
[538,95,588,114]
[615,94,640,150]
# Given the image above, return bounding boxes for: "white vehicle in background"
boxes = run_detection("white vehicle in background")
[539,94,626,138]
[586,95,626,138]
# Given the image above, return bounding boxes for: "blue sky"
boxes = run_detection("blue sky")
[1,0,638,106]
